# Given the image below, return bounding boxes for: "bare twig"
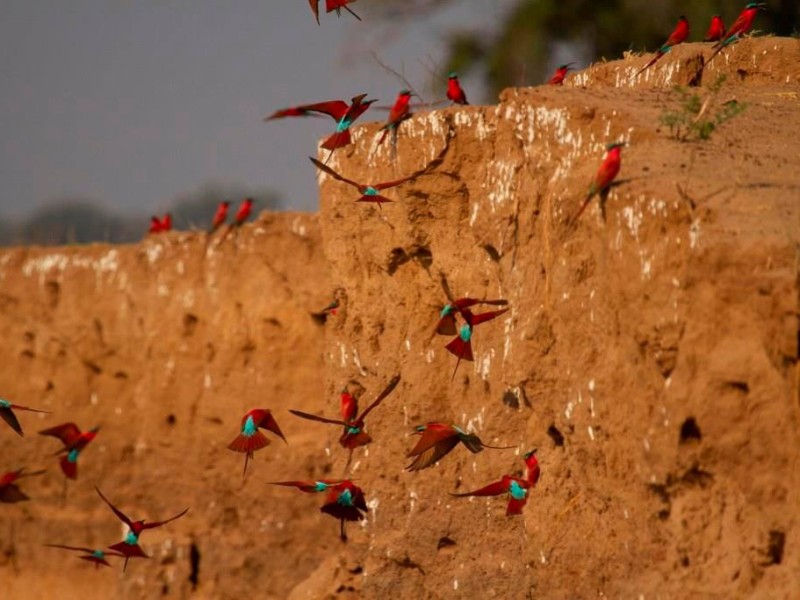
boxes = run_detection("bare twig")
[371,51,426,103]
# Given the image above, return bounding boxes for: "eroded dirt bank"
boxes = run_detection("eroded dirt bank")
[1,38,799,599]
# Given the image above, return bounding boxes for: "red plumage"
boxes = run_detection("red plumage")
[637,16,690,75]
[377,90,414,145]
[447,75,468,105]
[704,15,726,42]
[574,143,624,221]
[210,201,230,233]
[547,63,574,85]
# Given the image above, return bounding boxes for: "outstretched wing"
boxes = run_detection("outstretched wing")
[254,410,287,444]
[38,423,82,447]
[357,374,401,422]
[141,507,189,530]
[308,0,320,24]
[45,544,96,554]
[309,157,362,189]
[450,479,508,498]
[95,486,133,528]
[406,437,460,472]
[469,307,509,327]
[0,407,23,436]
[289,409,346,427]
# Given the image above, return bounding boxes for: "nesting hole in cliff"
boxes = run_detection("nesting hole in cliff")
[81,359,102,375]
[725,381,749,394]
[114,371,129,379]
[679,417,702,444]
[188,542,200,590]
[483,244,501,262]
[386,246,433,275]
[437,536,456,551]
[547,425,565,447]
[766,531,785,565]
[183,313,199,337]
[45,380,54,391]
[502,389,519,409]
[387,248,409,275]
[44,280,60,309]
[166,414,176,426]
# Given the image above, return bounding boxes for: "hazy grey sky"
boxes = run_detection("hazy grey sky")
[0,0,515,219]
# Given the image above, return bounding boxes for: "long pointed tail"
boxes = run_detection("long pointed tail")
[59,456,77,480]
[636,51,664,76]
[344,5,361,21]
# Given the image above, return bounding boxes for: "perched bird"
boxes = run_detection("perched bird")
[0,468,45,503]
[228,409,287,478]
[547,63,575,85]
[438,276,508,380]
[209,201,230,234]
[405,423,514,471]
[38,423,100,480]
[309,0,361,25]
[160,213,173,232]
[148,216,163,234]
[446,72,468,105]
[573,141,625,222]
[377,90,415,146]
[290,374,401,451]
[704,15,726,42]
[451,449,541,516]
[270,479,367,541]
[707,3,766,66]
[0,398,49,436]
[45,545,126,569]
[309,142,446,207]
[95,486,189,572]
[233,198,253,226]
[637,16,690,76]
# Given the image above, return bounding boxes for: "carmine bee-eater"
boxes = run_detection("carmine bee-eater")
[311,299,339,325]
[435,297,508,337]
[228,409,287,478]
[209,201,230,234]
[233,198,253,226]
[547,63,575,85]
[377,90,415,146]
[45,544,126,569]
[290,374,401,452]
[95,486,189,572]
[451,449,540,516]
[573,141,625,222]
[265,94,376,162]
[447,72,468,105]
[148,216,163,234]
[405,423,514,471]
[0,468,45,503]
[707,3,766,65]
[309,0,361,25]
[38,423,100,480]
[704,15,726,42]
[438,276,509,380]
[0,398,49,436]
[270,479,367,541]
[309,143,446,207]
[160,213,173,232]
[637,16,690,76]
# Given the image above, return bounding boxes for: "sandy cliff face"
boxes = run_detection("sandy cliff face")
[1,39,799,599]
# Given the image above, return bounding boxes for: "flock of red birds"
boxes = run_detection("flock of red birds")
[3,0,768,577]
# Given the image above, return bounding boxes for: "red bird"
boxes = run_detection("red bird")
[0,397,49,436]
[210,201,230,233]
[309,145,445,207]
[265,94,376,158]
[148,216,163,234]
[290,374,401,450]
[270,479,367,541]
[637,16,690,75]
[715,3,765,49]
[707,3,766,67]
[704,15,726,42]
[160,213,173,232]
[547,63,575,85]
[435,297,508,337]
[447,72,468,105]
[438,276,508,380]
[406,423,513,471]
[451,449,540,516]
[0,468,45,503]
[38,423,99,480]
[228,409,287,477]
[574,141,625,221]
[233,198,253,226]
[377,90,415,146]
[309,0,361,25]
[96,486,189,572]
[45,544,126,569]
